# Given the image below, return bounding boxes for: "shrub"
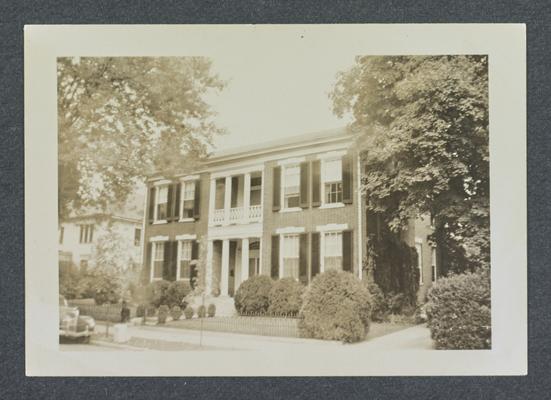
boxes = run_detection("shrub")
[207,303,216,318]
[145,280,171,308]
[157,305,170,324]
[234,275,274,315]
[268,278,304,316]
[184,306,194,319]
[387,292,408,315]
[197,305,206,318]
[165,281,192,307]
[170,305,183,321]
[146,306,156,317]
[365,280,388,322]
[299,270,371,343]
[426,269,491,349]
[136,304,146,318]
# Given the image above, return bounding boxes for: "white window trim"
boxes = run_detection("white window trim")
[179,180,196,222]
[320,157,344,207]
[150,241,165,282]
[176,240,194,281]
[150,235,169,242]
[279,233,300,279]
[319,202,345,209]
[276,226,305,235]
[279,207,302,213]
[320,230,345,273]
[175,234,197,241]
[154,184,169,223]
[179,174,200,182]
[280,163,301,211]
[152,179,171,186]
[316,223,348,232]
[415,238,424,285]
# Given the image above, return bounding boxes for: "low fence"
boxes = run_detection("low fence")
[169,313,302,338]
[68,302,136,323]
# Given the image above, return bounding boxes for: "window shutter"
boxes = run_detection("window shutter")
[342,230,353,272]
[299,233,309,284]
[148,187,155,224]
[299,161,310,209]
[311,232,320,278]
[163,241,171,280]
[272,166,281,212]
[144,242,152,283]
[311,160,321,207]
[173,182,181,221]
[193,179,201,220]
[166,184,174,221]
[342,154,353,204]
[271,235,280,278]
[171,240,178,281]
[191,240,199,260]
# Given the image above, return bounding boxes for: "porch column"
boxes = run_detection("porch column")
[220,239,230,296]
[205,239,214,295]
[243,172,251,222]
[208,179,216,225]
[224,176,232,225]
[241,237,249,283]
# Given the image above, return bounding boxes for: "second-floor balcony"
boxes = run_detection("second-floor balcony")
[209,170,263,227]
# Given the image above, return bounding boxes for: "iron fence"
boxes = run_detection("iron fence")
[68,302,136,323]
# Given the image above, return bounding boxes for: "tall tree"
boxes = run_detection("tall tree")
[331,56,489,273]
[58,57,225,218]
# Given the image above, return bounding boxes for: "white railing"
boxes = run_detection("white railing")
[248,205,262,221]
[211,208,225,225]
[229,207,244,223]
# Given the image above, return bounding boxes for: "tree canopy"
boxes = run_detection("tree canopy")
[58,57,225,218]
[330,55,489,272]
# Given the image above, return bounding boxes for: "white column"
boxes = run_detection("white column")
[205,240,214,295]
[208,178,216,225]
[220,239,230,296]
[241,237,249,283]
[243,173,251,222]
[224,176,232,225]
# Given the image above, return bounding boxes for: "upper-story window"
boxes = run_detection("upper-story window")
[250,175,262,206]
[324,231,343,270]
[181,181,196,219]
[322,158,343,204]
[79,224,94,244]
[283,165,300,209]
[156,185,169,221]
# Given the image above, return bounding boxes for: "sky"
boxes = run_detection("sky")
[205,49,356,151]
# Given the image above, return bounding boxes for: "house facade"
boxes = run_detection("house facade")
[142,129,438,300]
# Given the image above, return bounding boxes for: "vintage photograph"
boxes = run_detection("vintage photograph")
[57,53,490,352]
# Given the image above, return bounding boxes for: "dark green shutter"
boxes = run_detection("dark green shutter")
[163,241,171,280]
[342,155,353,204]
[272,166,281,212]
[171,240,178,280]
[144,242,152,283]
[191,240,199,260]
[300,161,310,209]
[311,232,320,278]
[173,182,181,221]
[148,187,155,224]
[271,235,280,278]
[342,230,353,272]
[299,233,309,284]
[193,179,201,220]
[166,184,174,221]
[311,160,321,207]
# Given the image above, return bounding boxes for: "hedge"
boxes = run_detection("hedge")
[268,278,304,316]
[234,275,274,315]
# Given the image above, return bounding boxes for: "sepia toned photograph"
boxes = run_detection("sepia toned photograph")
[25,24,526,375]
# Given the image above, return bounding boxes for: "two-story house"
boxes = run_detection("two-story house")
[142,128,438,304]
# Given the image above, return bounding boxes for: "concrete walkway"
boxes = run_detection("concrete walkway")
[94,322,434,351]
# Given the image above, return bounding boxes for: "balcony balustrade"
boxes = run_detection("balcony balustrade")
[209,205,263,226]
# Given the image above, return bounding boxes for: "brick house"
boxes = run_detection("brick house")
[142,128,438,302]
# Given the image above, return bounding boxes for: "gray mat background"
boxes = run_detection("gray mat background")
[1,1,548,398]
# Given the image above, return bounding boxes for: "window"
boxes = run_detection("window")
[324,232,342,270]
[431,247,437,282]
[282,234,299,279]
[59,226,64,245]
[181,181,195,219]
[179,241,192,280]
[250,175,262,206]
[79,224,94,244]
[153,242,164,279]
[283,165,300,208]
[323,158,343,204]
[416,242,424,284]
[156,186,168,221]
[134,228,141,246]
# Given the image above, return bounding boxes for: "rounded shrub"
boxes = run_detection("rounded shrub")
[426,269,491,349]
[165,281,192,307]
[234,275,274,315]
[365,280,388,322]
[170,305,183,321]
[157,305,170,324]
[207,303,216,318]
[299,270,371,343]
[268,278,304,316]
[197,304,206,318]
[183,306,194,319]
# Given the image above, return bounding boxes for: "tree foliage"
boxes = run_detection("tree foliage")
[331,56,489,272]
[58,57,225,217]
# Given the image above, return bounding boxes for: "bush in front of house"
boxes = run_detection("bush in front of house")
[425,268,491,349]
[197,304,206,318]
[234,275,274,315]
[365,280,388,322]
[267,277,304,316]
[184,306,194,319]
[299,270,371,343]
[207,303,216,318]
[145,280,171,308]
[165,281,192,307]
[136,304,146,318]
[157,305,170,324]
[170,305,183,321]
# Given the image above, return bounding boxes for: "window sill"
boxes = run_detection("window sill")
[319,202,345,209]
[153,220,168,225]
[279,207,302,213]
[179,218,195,223]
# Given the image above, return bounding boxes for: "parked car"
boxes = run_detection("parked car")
[59,295,96,343]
